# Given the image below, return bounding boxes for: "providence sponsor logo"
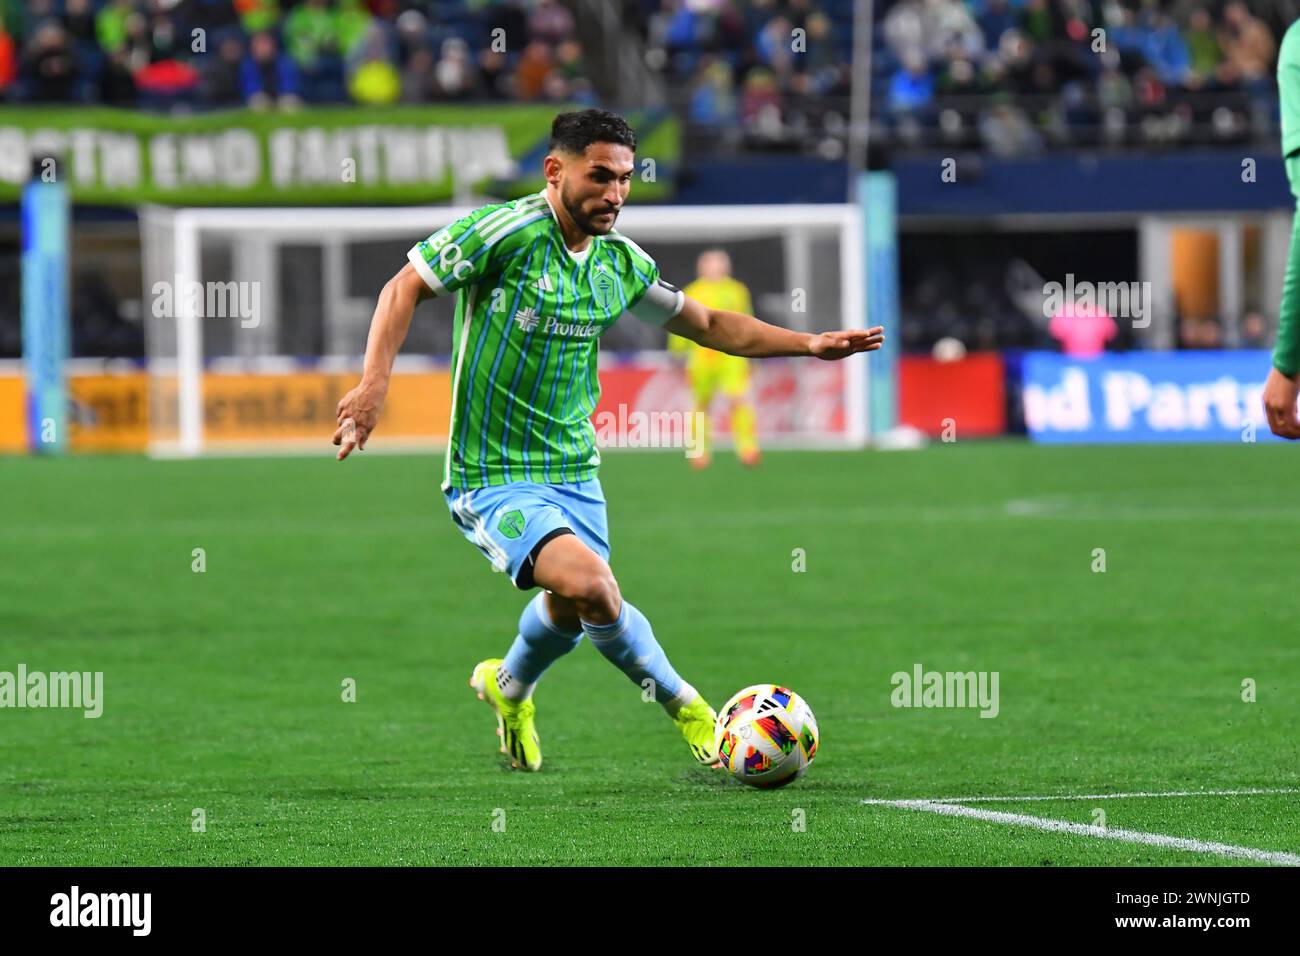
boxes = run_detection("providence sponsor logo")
[0,664,103,718]
[890,662,999,718]
[513,307,602,338]
[50,886,151,936]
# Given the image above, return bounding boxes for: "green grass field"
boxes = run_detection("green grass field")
[2,441,1299,866]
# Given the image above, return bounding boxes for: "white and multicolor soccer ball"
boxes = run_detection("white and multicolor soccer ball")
[714,684,819,788]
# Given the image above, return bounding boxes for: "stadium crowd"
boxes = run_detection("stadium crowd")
[637,0,1298,152]
[2,1,1297,152]
[874,0,1296,151]
[0,0,598,108]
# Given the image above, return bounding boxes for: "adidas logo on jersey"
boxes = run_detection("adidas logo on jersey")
[534,275,554,292]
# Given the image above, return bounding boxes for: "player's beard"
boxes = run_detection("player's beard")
[561,185,618,235]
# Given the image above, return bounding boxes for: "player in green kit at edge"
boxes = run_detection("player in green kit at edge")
[1265,20,1300,436]
[332,109,885,770]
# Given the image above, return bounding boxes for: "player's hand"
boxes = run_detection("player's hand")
[333,378,388,459]
[809,326,885,360]
[1263,366,1300,439]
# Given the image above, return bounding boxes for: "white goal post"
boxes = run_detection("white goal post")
[140,202,869,457]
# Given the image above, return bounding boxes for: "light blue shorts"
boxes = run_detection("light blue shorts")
[444,478,611,590]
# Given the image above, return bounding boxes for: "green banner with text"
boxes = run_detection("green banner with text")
[0,106,678,206]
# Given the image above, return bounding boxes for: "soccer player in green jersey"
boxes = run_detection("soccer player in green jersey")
[333,109,884,770]
[1267,19,1300,438]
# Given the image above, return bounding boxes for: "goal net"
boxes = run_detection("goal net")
[139,202,868,456]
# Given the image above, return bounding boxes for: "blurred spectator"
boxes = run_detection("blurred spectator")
[120,11,153,74]
[1179,316,1224,348]
[883,0,925,66]
[135,5,201,105]
[190,0,241,40]
[1097,55,1134,111]
[203,31,246,105]
[1201,318,1223,348]
[240,30,300,109]
[980,101,1042,155]
[554,38,584,84]
[930,0,983,59]
[528,0,575,45]
[96,0,135,55]
[284,0,338,68]
[800,11,848,96]
[335,0,373,62]
[938,56,980,96]
[1133,66,1168,108]
[1241,311,1270,347]
[1020,0,1054,46]
[0,23,15,95]
[689,57,738,126]
[400,44,434,101]
[394,8,428,63]
[1219,1,1275,85]
[978,0,1017,49]
[476,46,509,99]
[890,51,933,113]
[235,0,279,34]
[1140,11,1192,85]
[1183,8,1221,82]
[24,20,77,102]
[755,15,794,76]
[430,37,481,100]
[740,66,782,136]
[63,0,97,47]
[997,28,1039,95]
[513,39,553,100]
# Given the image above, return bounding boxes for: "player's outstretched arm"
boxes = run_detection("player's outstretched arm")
[1266,24,1300,439]
[1265,200,1300,438]
[663,294,884,360]
[333,262,432,459]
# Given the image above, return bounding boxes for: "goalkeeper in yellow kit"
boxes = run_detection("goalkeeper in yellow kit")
[668,249,762,467]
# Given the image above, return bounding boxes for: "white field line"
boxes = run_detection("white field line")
[863,789,1300,866]
[862,787,1300,805]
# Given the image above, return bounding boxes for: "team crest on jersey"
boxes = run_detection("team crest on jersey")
[498,509,525,539]
[591,268,616,313]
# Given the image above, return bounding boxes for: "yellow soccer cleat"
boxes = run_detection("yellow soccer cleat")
[469,659,542,771]
[673,695,721,767]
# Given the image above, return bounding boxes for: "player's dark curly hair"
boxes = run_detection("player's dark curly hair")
[549,109,637,156]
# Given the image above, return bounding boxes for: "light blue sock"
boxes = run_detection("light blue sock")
[581,600,697,715]
[498,593,583,700]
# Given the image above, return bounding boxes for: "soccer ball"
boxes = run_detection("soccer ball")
[714,684,819,788]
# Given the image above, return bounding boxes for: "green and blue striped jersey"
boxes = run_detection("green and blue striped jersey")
[407,188,685,490]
